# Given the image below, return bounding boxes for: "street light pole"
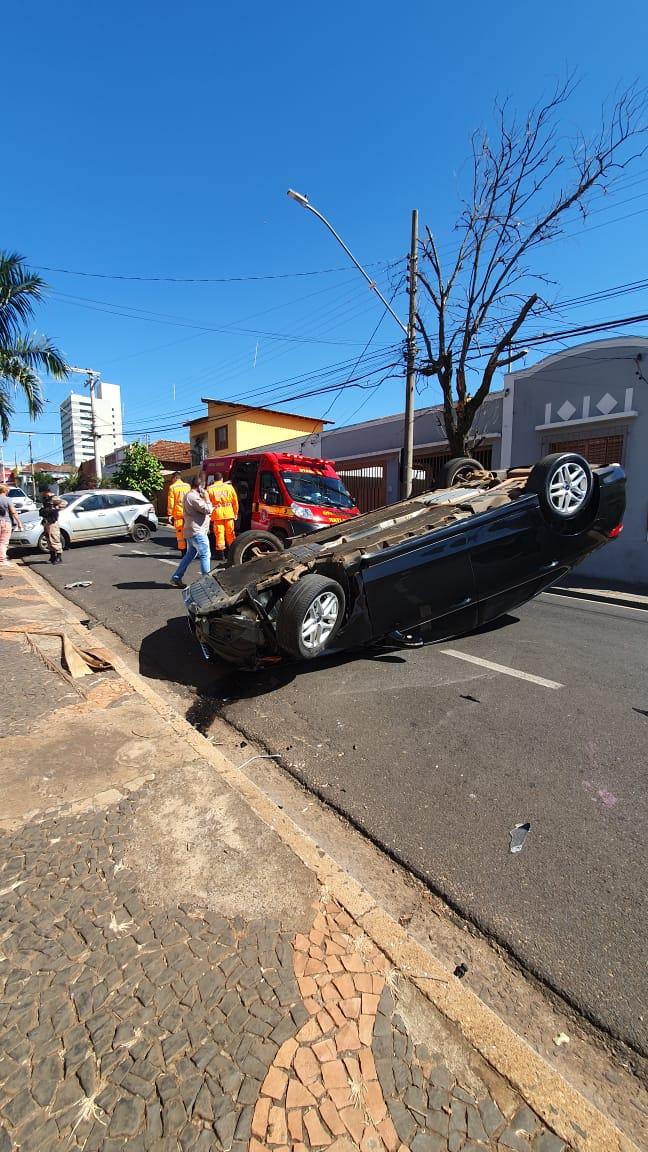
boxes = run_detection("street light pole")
[287,191,407,337]
[402,209,418,499]
[287,191,419,500]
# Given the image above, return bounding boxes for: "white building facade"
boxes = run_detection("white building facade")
[60,381,123,466]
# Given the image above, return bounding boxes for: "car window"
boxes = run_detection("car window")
[76,494,106,512]
[259,471,283,506]
[103,493,136,508]
[8,488,26,499]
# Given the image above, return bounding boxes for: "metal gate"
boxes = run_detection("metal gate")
[335,457,388,513]
[411,445,492,497]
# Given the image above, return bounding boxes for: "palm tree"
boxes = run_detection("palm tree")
[0,251,68,439]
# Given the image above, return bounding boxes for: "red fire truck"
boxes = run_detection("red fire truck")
[202,451,359,545]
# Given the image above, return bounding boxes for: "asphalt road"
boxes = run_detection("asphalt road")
[22,528,648,1059]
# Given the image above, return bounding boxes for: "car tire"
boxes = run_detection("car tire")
[229,530,285,566]
[436,457,485,488]
[37,530,69,553]
[526,453,594,522]
[276,574,346,660]
[131,521,151,542]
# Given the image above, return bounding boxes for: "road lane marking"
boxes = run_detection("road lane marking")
[440,648,563,689]
[542,591,648,615]
[157,559,177,566]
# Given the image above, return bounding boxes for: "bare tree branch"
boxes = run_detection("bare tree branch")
[416,78,647,454]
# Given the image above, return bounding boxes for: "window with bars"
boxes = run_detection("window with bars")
[548,435,624,466]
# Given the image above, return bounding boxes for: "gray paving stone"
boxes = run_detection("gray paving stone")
[448,1133,463,1152]
[480,1095,506,1137]
[427,1086,450,1111]
[532,1133,566,1152]
[467,1102,488,1142]
[512,1106,540,1135]
[426,1109,449,1137]
[109,1095,146,1138]
[214,1108,237,1148]
[449,1099,467,1134]
[411,1134,445,1152]
[499,1127,534,1151]
[163,1095,187,1137]
[429,1065,453,1090]
[389,1099,418,1145]
[31,1053,63,1107]
[2,1087,38,1127]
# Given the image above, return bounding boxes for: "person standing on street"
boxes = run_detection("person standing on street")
[167,471,190,553]
[170,476,212,588]
[40,487,66,564]
[0,483,23,568]
[206,471,238,562]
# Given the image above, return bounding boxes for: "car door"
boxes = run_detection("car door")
[361,524,478,639]
[253,470,284,532]
[468,495,559,624]
[230,460,259,532]
[69,493,111,540]
[102,492,137,536]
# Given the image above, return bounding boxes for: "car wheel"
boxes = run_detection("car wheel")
[61,531,70,550]
[436,457,485,488]
[131,521,151,542]
[229,530,285,566]
[37,532,49,553]
[276,574,346,660]
[526,453,594,521]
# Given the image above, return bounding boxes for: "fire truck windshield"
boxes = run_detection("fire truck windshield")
[280,470,356,511]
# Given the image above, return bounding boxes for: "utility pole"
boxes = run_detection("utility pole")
[29,433,36,500]
[88,373,103,482]
[67,366,104,483]
[401,209,418,499]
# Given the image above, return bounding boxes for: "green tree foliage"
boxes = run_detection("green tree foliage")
[32,471,56,491]
[111,442,164,500]
[59,470,81,493]
[0,252,68,439]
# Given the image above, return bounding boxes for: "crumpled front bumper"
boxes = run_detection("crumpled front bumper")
[184,586,266,669]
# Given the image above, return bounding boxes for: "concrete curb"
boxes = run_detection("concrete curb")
[16,563,641,1152]
[547,586,648,612]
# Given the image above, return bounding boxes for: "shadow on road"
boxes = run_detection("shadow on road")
[114,581,176,591]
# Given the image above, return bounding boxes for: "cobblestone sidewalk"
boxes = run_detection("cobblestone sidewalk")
[0,564,579,1151]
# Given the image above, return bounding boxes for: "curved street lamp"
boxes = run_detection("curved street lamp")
[287,190,418,498]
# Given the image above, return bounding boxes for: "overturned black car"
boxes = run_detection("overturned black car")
[183,454,625,670]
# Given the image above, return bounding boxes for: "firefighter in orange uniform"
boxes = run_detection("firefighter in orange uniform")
[206,471,239,560]
[167,472,191,553]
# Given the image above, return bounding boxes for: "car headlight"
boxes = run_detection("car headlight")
[290,503,318,521]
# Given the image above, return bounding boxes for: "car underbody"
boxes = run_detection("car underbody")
[184,458,627,669]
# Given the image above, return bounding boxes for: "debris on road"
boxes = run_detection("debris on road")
[553,1032,570,1046]
[64,580,93,588]
[509,821,531,853]
[454,963,469,979]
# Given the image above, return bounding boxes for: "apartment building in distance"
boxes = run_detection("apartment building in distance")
[60,381,123,466]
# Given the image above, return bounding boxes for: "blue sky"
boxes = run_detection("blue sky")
[3,0,648,468]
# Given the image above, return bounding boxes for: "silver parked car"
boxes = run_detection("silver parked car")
[6,486,38,515]
[10,489,158,553]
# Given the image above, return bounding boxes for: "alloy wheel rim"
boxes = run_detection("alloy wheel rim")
[548,461,589,514]
[300,591,340,650]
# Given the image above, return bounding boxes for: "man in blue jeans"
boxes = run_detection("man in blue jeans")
[170,476,212,588]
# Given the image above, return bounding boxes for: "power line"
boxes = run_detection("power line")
[36,260,397,284]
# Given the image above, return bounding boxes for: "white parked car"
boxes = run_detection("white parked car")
[10,489,159,553]
[6,486,37,515]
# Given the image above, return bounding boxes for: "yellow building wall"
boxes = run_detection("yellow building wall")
[187,407,324,458]
[233,414,322,452]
